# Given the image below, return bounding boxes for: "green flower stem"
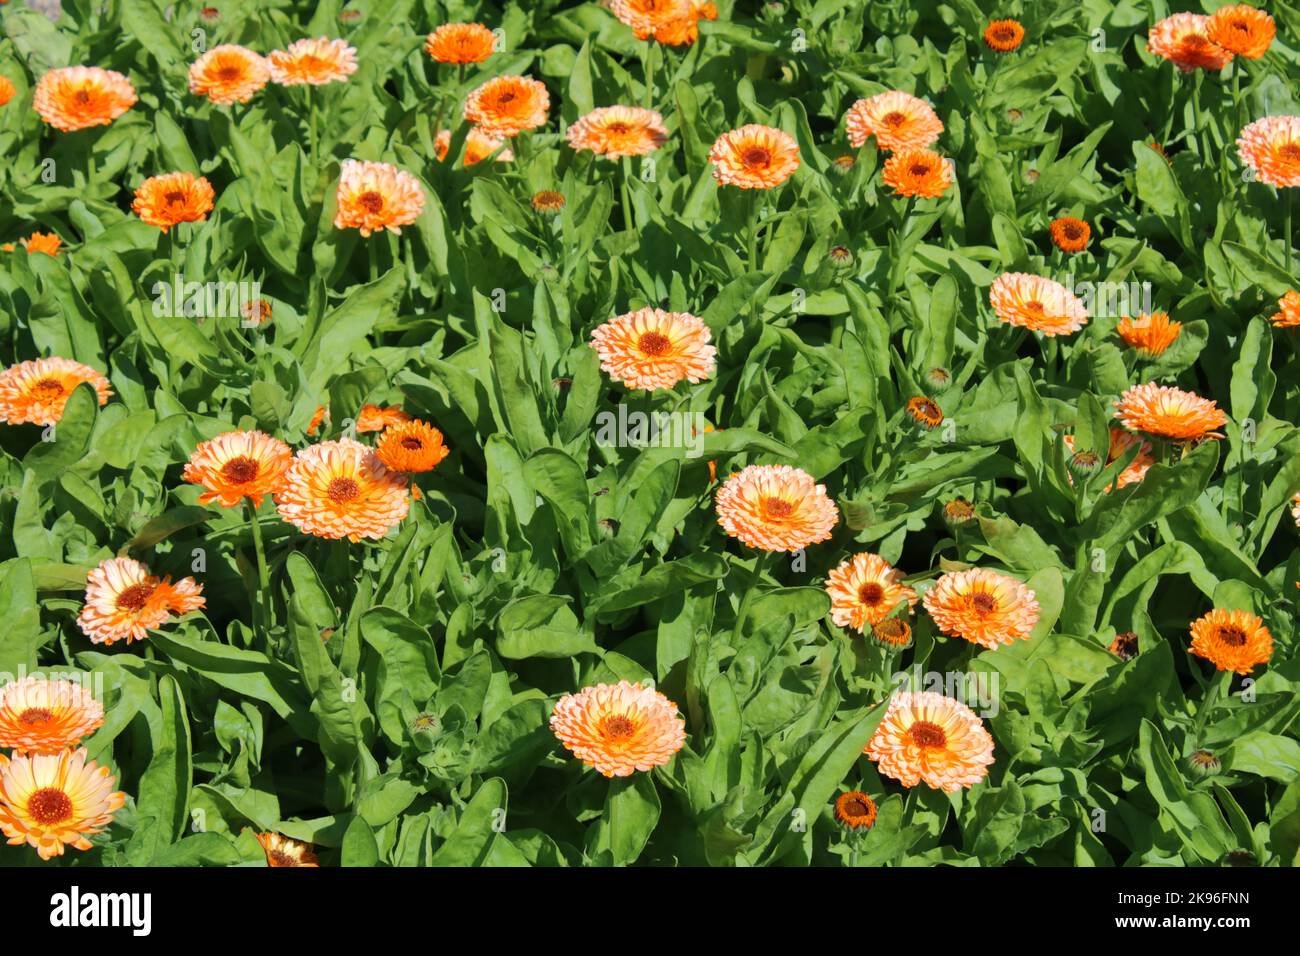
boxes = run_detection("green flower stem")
[731,550,769,644]
[1285,187,1293,276]
[642,40,656,109]
[246,498,272,635]
[621,156,635,233]
[1193,670,1231,746]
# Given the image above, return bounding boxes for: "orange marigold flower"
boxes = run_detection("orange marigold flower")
[1110,630,1139,661]
[943,497,976,525]
[132,172,216,233]
[1114,382,1228,441]
[274,437,410,542]
[650,12,699,46]
[709,124,800,189]
[865,691,995,792]
[844,90,943,152]
[256,832,320,867]
[825,553,918,633]
[20,231,62,255]
[182,430,293,508]
[463,75,550,138]
[531,190,566,213]
[983,19,1025,53]
[1117,310,1182,357]
[923,567,1040,650]
[1273,291,1300,328]
[356,404,411,433]
[881,148,953,198]
[333,159,425,237]
[566,105,668,159]
[1148,13,1233,72]
[1049,216,1090,253]
[1236,115,1300,189]
[0,357,112,426]
[77,557,205,646]
[188,44,270,104]
[833,791,877,830]
[1206,5,1274,59]
[609,0,693,36]
[424,23,497,64]
[873,617,913,651]
[715,464,839,553]
[268,37,358,86]
[375,420,450,474]
[589,307,716,391]
[1189,608,1273,675]
[0,677,104,755]
[905,395,944,428]
[0,748,125,861]
[1063,429,1155,491]
[32,66,136,132]
[434,126,513,165]
[989,272,1089,336]
[549,680,686,778]
[0,76,14,107]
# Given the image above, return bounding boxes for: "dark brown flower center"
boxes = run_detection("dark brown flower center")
[875,619,911,644]
[327,477,360,502]
[216,64,243,81]
[858,582,885,605]
[358,191,384,213]
[164,190,186,206]
[993,27,1015,41]
[742,146,771,167]
[74,88,92,104]
[18,708,54,726]
[601,715,636,740]
[909,162,932,177]
[970,592,997,614]
[269,850,299,866]
[1061,222,1083,239]
[763,497,794,518]
[31,378,64,402]
[1279,144,1300,162]
[116,583,155,611]
[910,721,947,749]
[637,331,672,356]
[842,797,871,818]
[28,787,73,825]
[220,456,259,484]
[606,122,631,135]
[400,437,424,451]
[882,111,906,127]
[1215,625,1247,647]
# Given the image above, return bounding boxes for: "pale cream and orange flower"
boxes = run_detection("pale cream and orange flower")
[375,420,450,474]
[275,437,410,542]
[424,23,497,64]
[1189,608,1273,675]
[923,568,1040,650]
[0,76,14,108]
[0,748,125,860]
[463,75,550,137]
[242,298,272,326]
[609,0,693,36]
[0,357,112,426]
[32,66,136,132]
[709,124,800,189]
[549,680,685,777]
[589,307,715,391]
[825,553,917,633]
[356,404,411,433]
[865,691,995,792]
[132,172,216,233]
[1117,310,1182,357]
[333,160,425,237]
[434,127,513,165]
[1064,429,1155,491]
[77,557,205,646]
[881,149,953,198]
[845,91,943,151]
[716,464,839,553]
[1148,13,1234,72]
[268,37,358,86]
[567,106,668,159]
[182,430,293,508]
[1206,5,1275,59]
[1050,216,1090,253]
[188,44,270,104]
[0,678,104,755]
[989,272,1089,336]
[1272,291,1300,328]
[1113,383,1227,441]
[1236,115,1300,188]
[256,832,319,867]
[983,19,1025,53]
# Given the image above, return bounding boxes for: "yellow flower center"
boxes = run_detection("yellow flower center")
[27,787,73,825]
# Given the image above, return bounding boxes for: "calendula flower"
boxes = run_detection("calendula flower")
[609,0,693,36]
[549,680,686,778]
[1148,13,1233,72]
[182,430,293,508]
[943,498,976,526]
[268,37,357,86]
[1114,383,1227,441]
[825,553,918,633]
[188,44,270,104]
[1292,492,1300,527]
[1189,608,1273,675]
[0,357,112,426]
[865,691,995,792]
[0,678,104,755]
[132,172,216,232]
[872,617,914,651]
[33,66,136,132]
[1117,310,1182,357]
[333,160,425,237]
[1187,749,1221,778]
[923,568,1040,650]
[0,748,125,860]
[14,231,62,256]
[844,91,944,151]
[827,245,852,266]
[833,791,877,831]
[275,438,410,542]
[424,23,497,64]
[589,307,715,391]
[881,149,953,198]
[434,127,513,165]
[983,19,1025,53]
[1206,5,1274,59]
[1236,115,1300,188]
[463,75,550,137]
[1049,217,1090,253]
[1271,291,1300,328]
[307,405,329,436]
[905,395,944,428]
[531,190,566,213]
[241,298,272,326]
[375,420,450,474]
[77,557,205,646]
[709,124,800,189]
[355,404,410,433]
[0,76,15,107]
[1063,429,1155,491]
[256,832,319,867]
[1109,630,1139,661]
[988,272,1089,336]
[716,464,839,552]
[566,105,668,159]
